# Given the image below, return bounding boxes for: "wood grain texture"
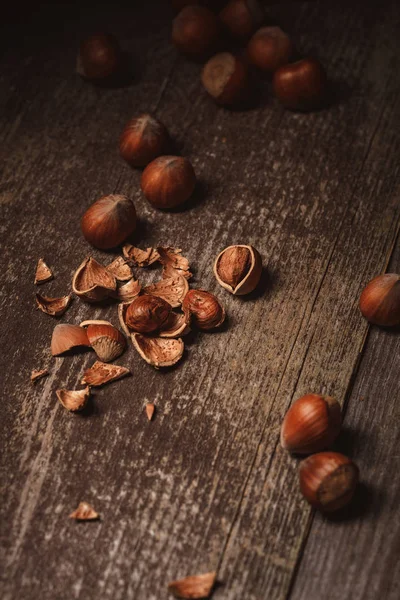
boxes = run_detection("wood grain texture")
[0,1,399,599]
[288,242,400,600]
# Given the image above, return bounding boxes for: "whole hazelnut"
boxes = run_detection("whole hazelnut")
[359,273,400,327]
[280,394,342,454]
[182,289,225,330]
[214,245,262,295]
[172,6,220,60]
[219,0,263,40]
[299,452,359,512]
[201,52,248,106]
[126,295,172,334]
[119,114,169,168]
[141,156,196,210]
[273,58,327,111]
[77,33,121,81]
[247,26,292,73]
[81,194,136,250]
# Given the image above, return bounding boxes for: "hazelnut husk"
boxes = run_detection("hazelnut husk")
[299,452,359,512]
[214,244,262,295]
[273,58,327,111]
[201,52,248,106]
[281,394,342,454]
[141,156,196,209]
[77,33,121,81]
[125,294,172,334]
[168,571,217,599]
[72,257,117,302]
[132,334,184,368]
[85,323,127,362]
[119,114,169,168]
[182,289,225,330]
[219,0,263,40]
[172,5,220,60]
[81,194,136,250]
[359,273,400,327]
[247,26,292,73]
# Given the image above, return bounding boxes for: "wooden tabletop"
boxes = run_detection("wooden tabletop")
[1,1,399,599]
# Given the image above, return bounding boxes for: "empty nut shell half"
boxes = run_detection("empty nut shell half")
[182,289,225,330]
[51,324,91,356]
[86,323,127,362]
[214,244,262,295]
[132,334,184,368]
[72,257,117,302]
[36,293,73,317]
[56,387,90,412]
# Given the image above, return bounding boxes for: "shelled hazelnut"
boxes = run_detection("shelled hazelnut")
[119,114,169,168]
[214,245,262,295]
[299,452,359,512]
[201,52,248,106]
[182,289,225,330]
[273,58,327,111]
[172,5,220,60]
[141,156,196,209]
[81,194,136,250]
[247,26,292,73]
[281,394,342,454]
[125,295,172,334]
[359,273,400,327]
[77,33,122,81]
[219,0,263,40]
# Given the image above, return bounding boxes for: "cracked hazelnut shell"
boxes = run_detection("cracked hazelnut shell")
[125,294,172,334]
[273,58,327,111]
[201,52,248,106]
[51,324,91,356]
[182,289,225,330]
[86,323,127,362]
[56,387,90,412]
[359,273,400,327]
[72,257,117,302]
[81,194,136,250]
[132,334,184,368]
[214,244,262,295]
[119,114,169,167]
[172,5,220,60]
[141,156,196,209]
[247,26,292,73]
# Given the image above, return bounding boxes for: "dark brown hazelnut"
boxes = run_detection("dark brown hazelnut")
[81,194,136,250]
[125,295,172,334]
[201,52,248,106]
[182,289,225,330]
[141,156,196,210]
[247,26,292,73]
[172,6,220,60]
[273,58,327,111]
[119,114,169,168]
[359,273,400,327]
[77,33,121,81]
[219,0,263,40]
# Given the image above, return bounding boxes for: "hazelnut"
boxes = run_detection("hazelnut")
[119,114,169,168]
[81,194,136,250]
[141,156,196,209]
[77,33,121,81]
[201,52,248,106]
[273,58,327,111]
[280,394,342,454]
[214,244,262,295]
[219,0,263,40]
[182,289,225,330]
[247,26,292,73]
[125,294,172,334]
[299,452,359,512]
[359,273,400,327]
[172,6,220,60]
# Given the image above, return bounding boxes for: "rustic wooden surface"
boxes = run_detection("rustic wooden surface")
[0,1,399,599]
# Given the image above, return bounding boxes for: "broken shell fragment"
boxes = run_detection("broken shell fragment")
[31,369,49,383]
[69,501,99,521]
[122,244,160,267]
[51,324,91,356]
[72,257,116,302]
[106,256,132,281]
[132,334,184,368]
[118,302,131,336]
[81,361,130,386]
[86,323,126,362]
[158,247,192,280]
[36,293,73,317]
[80,319,113,328]
[159,311,190,338]
[145,403,155,421]
[182,289,225,330]
[168,571,216,599]
[144,275,189,308]
[214,245,262,295]
[34,258,54,284]
[117,278,141,302]
[56,386,90,411]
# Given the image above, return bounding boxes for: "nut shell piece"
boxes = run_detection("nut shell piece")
[34,258,53,284]
[157,246,192,280]
[31,369,49,383]
[81,361,130,387]
[117,278,142,303]
[72,257,117,302]
[359,273,400,327]
[86,324,126,362]
[141,156,196,210]
[69,501,99,520]
[214,244,262,295]
[144,275,189,308]
[168,571,217,599]
[159,311,191,338]
[182,289,225,330]
[132,334,184,368]
[56,387,90,412]
[51,324,91,356]
[106,256,132,281]
[122,245,161,267]
[36,293,73,317]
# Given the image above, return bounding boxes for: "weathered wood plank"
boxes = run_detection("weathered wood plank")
[0,2,399,600]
